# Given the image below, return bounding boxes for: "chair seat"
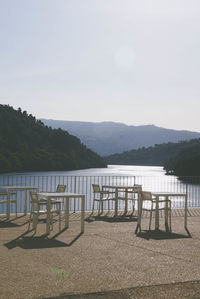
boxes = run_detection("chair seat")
[0,199,17,204]
[117,196,127,200]
[38,199,48,204]
[38,199,62,205]
[50,199,63,203]
[33,209,61,214]
[94,196,115,201]
[0,192,17,196]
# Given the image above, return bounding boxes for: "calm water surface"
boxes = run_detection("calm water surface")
[0,165,199,211]
[4,164,166,177]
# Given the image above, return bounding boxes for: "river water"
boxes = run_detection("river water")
[0,165,199,212]
[1,164,166,177]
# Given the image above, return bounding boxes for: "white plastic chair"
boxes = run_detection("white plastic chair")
[126,184,142,212]
[51,184,67,206]
[0,191,18,217]
[39,184,67,208]
[138,191,172,232]
[92,184,115,214]
[28,192,61,233]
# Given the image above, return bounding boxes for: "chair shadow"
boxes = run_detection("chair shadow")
[136,229,191,240]
[0,220,20,228]
[0,215,30,227]
[86,213,137,223]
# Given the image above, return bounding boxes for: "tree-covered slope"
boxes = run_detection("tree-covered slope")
[164,143,200,176]
[0,105,106,173]
[105,139,200,176]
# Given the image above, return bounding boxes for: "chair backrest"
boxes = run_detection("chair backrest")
[134,184,142,188]
[30,192,39,212]
[56,184,66,193]
[92,184,101,193]
[141,191,152,201]
[133,184,142,193]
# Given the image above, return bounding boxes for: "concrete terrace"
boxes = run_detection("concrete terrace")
[1,209,200,299]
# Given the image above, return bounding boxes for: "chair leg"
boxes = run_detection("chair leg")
[32,213,38,232]
[138,210,142,233]
[92,200,95,214]
[137,200,143,233]
[98,202,100,215]
[50,213,53,231]
[28,212,32,231]
[15,196,17,217]
[149,210,153,230]
[59,212,61,231]
[169,202,172,232]
[132,199,135,212]
[58,203,61,231]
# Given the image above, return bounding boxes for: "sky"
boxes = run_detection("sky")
[0,0,200,132]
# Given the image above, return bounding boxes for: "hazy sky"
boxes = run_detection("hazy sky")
[0,0,200,132]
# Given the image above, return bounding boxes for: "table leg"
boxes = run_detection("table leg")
[6,190,10,220]
[24,190,27,215]
[115,189,118,216]
[81,196,85,233]
[185,194,188,230]
[165,196,169,232]
[155,195,159,230]
[46,197,51,235]
[124,189,128,214]
[135,193,142,234]
[65,197,69,228]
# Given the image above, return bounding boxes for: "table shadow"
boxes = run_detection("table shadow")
[4,229,83,250]
[136,229,191,240]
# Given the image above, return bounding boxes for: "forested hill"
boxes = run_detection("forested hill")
[105,139,200,176]
[0,105,106,173]
[164,142,200,177]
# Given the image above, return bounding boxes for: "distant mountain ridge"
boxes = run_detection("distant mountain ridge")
[41,119,200,156]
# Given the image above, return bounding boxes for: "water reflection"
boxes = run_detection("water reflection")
[0,165,199,212]
[1,164,167,177]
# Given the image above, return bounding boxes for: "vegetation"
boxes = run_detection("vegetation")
[0,105,107,173]
[164,143,200,177]
[105,139,200,177]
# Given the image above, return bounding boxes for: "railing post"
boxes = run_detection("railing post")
[74,176,76,213]
[185,182,188,229]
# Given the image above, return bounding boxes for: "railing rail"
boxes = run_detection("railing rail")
[0,174,200,214]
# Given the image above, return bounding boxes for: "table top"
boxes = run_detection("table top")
[38,192,85,198]
[0,186,38,190]
[103,185,136,189]
[151,192,187,197]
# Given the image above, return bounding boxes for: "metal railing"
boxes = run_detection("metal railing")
[0,174,200,214]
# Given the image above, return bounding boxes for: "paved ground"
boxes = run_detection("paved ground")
[1,211,200,299]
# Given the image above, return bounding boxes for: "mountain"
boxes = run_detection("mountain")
[0,105,106,173]
[40,119,200,156]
